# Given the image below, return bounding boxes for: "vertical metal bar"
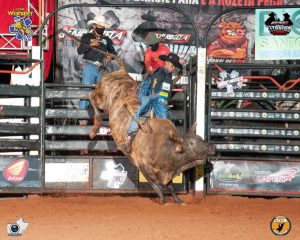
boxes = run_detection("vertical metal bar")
[40,59,45,191]
[188,56,193,128]
[89,157,93,190]
[207,64,212,142]
[183,88,187,134]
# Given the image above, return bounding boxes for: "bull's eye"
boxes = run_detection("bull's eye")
[226,30,237,36]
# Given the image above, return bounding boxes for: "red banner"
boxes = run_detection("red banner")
[0,0,55,80]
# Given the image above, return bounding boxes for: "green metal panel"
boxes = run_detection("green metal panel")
[0,123,40,135]
[0,140,40,150]
[0,85,41,97]
[0,106,40,117]
[45,140,116,150]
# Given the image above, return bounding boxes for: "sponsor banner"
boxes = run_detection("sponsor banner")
[45,158,90,190]
[8,9,33,42]
[92,158,137,190]
[207,15,251,63]
[92,0,285,7]
[139,172,183,184]
[45,162,89,183]
[210,126,300,138]
[211,90,300,101]
[56,0,298,82]
[56,4,197,82]
[209,160,300,194]
[255,8,300,60]
[211,110,300,121]
[58,26,127,46]
[0,2,36,49]
[0,1,55,79]
[0,157,41,188]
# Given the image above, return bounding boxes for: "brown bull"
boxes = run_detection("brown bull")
[89,58,215,204]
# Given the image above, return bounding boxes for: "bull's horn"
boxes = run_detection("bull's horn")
[169,131,183,144]
[187,122,197,136]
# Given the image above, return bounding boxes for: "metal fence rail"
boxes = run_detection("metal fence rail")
[0,59,42,192]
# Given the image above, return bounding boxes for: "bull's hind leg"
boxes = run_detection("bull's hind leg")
[167,181,183,205]
[139,166,167,204]
[89,92,103,139]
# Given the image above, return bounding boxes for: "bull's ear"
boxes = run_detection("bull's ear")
[187,123,197,136]
[175,144,184,153]
[169,131,183,144]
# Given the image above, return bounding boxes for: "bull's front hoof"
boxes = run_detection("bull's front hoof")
[173,196,184,205]
[159,198,168,205]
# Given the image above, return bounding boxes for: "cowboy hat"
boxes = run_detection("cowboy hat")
[159,53,183,70]
[87,15,109,28]
[145,33,160,46]
[141,10,158,21]
[103,10,120,30]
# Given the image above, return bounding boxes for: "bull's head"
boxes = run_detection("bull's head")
[169,123,216,158]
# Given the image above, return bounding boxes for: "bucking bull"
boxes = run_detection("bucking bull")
[89,57,215,204]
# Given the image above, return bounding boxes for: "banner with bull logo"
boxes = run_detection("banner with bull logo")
[56,0,297,83]
[255,8,300,60]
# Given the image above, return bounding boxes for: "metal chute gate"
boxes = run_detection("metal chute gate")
[206,63,300,196]
[203,6,300,197]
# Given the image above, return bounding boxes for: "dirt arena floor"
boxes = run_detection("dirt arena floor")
[0,193,298,240]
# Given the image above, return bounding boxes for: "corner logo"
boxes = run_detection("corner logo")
[8,8,33,41]
[7,218,29,237]
[265,12,293,36]
[270,216,291,236]
[3,159,29,185]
